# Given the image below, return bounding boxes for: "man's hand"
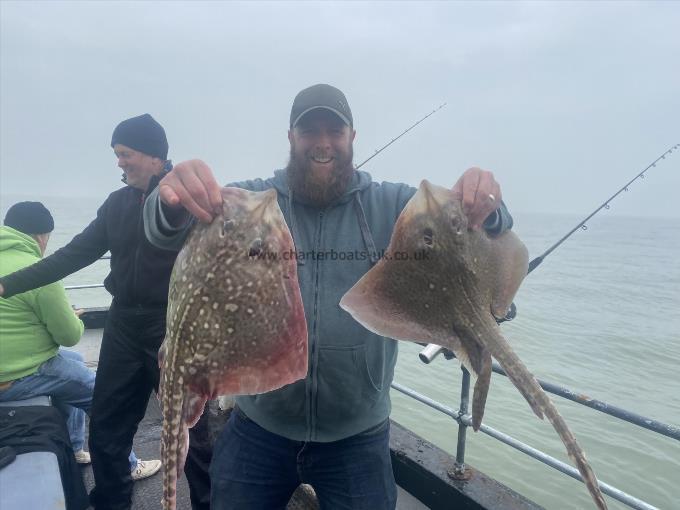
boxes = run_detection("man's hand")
[158,159,223,223]
[451,167,502,230]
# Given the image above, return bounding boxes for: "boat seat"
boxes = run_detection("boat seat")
[0,395,66,510]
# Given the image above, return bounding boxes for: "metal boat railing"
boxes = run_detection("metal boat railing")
[63,255,109,291]
[64,258,676,510]
[65,284,106,290]
[392,356,679,510]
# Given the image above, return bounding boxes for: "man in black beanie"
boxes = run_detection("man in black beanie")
[0,114,210,510]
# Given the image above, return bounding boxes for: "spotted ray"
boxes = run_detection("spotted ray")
[340,180,607,510]
[159,187,308,510]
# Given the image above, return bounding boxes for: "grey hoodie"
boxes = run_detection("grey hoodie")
[144,169,512,442]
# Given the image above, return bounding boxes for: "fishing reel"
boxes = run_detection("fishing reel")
[418,303,517,364]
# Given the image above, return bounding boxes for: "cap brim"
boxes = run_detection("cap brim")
[292,106,351,128]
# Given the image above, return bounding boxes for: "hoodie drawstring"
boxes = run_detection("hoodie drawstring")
[353,194,379,266]
[286,188,378,267]
[287,189,305,267]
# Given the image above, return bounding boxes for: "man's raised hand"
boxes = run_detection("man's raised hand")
[158,159,223,223]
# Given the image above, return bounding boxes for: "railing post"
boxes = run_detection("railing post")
[450,366,472,480]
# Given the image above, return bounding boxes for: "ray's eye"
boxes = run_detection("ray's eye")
[423,228,434,247]
[248,238,263,257]
[221,219,235,237]
[450,215,462,234]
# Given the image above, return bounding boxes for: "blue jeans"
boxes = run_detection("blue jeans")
[210,407,397,510]
[0,348,138,470]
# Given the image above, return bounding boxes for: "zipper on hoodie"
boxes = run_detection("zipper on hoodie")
[130,173,167,306]
[307,209,325,441]
[131,192,145,305]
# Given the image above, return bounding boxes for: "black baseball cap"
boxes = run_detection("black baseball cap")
[290,84,353,128]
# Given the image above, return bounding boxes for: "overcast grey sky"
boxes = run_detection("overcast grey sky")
[1,1,678,218]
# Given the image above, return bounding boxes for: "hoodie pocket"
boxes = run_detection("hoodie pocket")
[316,344,382,420]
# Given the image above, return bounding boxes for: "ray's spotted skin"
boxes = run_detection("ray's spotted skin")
[159,187,308,510]
[340,180,607,510]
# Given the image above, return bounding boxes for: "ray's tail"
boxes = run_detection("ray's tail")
[482,329,608,510]
[160,364,187,510]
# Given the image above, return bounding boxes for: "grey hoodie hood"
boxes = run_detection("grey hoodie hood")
[265,168,378,267]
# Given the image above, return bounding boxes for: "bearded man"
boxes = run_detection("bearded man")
[144,84,512,510]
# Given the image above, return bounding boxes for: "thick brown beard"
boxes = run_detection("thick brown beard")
[286,144,355,208]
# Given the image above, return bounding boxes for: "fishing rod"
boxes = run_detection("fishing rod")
[419,143,679,363]
[354,103,447,170]
[492,143,679,323]
[527,143,679,274]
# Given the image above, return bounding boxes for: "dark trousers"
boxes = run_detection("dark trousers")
[210,407,397,510]
[88,304,165,510]
[88,304,212,510]
[185,404,213,510]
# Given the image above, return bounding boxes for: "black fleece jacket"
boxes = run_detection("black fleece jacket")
[0,173,177,307]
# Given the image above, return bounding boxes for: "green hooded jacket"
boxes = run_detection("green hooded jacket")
[0,226,84,382]
[144,169,512,442]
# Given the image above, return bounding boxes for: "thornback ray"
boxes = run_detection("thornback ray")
[159,187,308,510]
[340,179,607,510]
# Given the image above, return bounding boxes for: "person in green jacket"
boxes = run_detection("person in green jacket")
[0,201,160,480]
[0,201,93,462]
